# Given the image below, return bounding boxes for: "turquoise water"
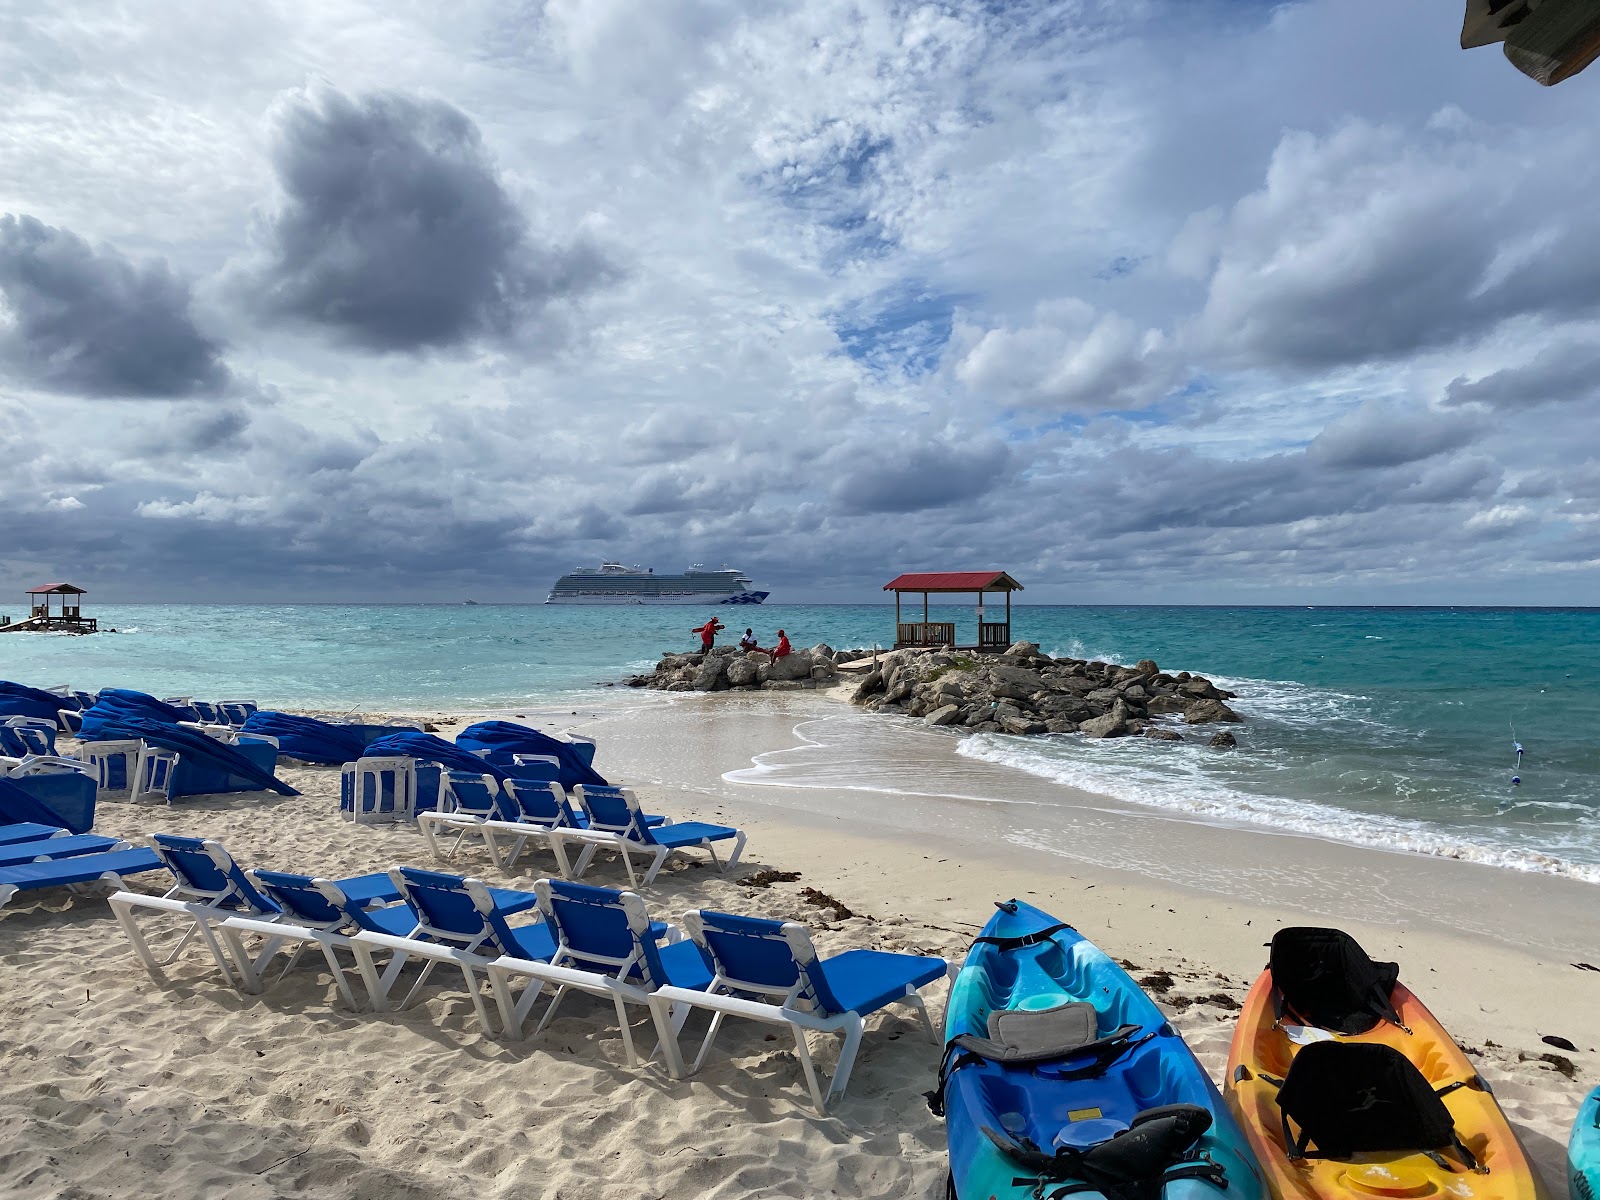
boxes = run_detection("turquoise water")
[2,603,1596,881]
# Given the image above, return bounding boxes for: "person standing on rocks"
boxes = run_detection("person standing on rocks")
[694,616,724,650]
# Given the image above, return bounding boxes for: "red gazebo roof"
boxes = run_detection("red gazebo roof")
[26,582,87,595]
[882,571,1023,592]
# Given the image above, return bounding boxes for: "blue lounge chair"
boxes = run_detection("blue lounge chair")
[110,835,396,989]
[1,719,56,757]
[213,868,412,1007]
[487,878,710,1064]
[0,847,167,910]
[648,910,947,1112]
[344,866,553,1031]
[0,821,68,846]
[572,786,745,886]
[0,833,127,867]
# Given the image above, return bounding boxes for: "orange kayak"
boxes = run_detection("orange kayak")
[1226,928,1550,1200]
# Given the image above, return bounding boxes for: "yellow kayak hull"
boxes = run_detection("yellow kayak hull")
[1226,972,1550,1200]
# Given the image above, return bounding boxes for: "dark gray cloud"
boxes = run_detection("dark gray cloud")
[831,438,1014,515]
[1444,339,1600,409]
[0,214,229,398]
[249,88,615,351]
[1308,399,1482,469]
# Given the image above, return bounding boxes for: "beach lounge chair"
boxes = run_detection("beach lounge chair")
[648,910,947,1112]
[0,847,167,910]
[81,740,145,802]
[344,867,552,1031]
[217,700,259,727]
[486,879,710,1064]
[130,748,179,806]
[571,786,745,886]
[213,868,412,1007]
[0,833,128,867]
[2,717,57,757]
[0,821,69,846]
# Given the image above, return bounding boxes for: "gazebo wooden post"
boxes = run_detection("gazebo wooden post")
[895,591,901,640]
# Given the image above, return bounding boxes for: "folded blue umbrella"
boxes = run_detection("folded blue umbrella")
[362,732,510,780]
[456,720,607,787]
[0,681,74,722]
[86,717,299,796]
[241,712,369,766]
[78,689,196,739]
[0,774,94,835]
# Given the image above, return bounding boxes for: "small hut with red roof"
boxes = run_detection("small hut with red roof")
[0,582,97,633]
[882,570,1022,651]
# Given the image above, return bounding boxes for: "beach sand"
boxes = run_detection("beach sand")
[1,694,1594,1199]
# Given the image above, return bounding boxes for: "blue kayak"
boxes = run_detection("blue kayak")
[1574,1086,1599,1200]
[935,900,1265,1200]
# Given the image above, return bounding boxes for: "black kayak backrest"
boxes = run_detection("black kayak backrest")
[1276,1041,1455,1158]
[1269,926,1401,1035]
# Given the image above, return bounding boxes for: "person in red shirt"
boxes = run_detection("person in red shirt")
[768,629,791,660]
[694,617,724,650]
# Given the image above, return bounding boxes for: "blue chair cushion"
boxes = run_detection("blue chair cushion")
[0,834,120,867]
[0,822,66,846]
[486,887,541,916]
[500,920,557,962]
[363,904,422,937]
[811,949,945,1016]
[0,848,166,891]
[334,871,403,906]
[657,939,714,990]
[648,821,737,849]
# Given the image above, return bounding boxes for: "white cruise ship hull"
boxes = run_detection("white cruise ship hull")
[544,591,770,606]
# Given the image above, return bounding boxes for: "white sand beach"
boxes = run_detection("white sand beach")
[1,691,1595,1199]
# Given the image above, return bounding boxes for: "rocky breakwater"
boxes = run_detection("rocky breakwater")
[850,642,1244,743]
[626,644,849,692]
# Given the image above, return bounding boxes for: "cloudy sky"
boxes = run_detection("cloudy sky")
[2,1,1598,605]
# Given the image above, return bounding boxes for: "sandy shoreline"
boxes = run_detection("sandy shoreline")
[1,690,1595,1198]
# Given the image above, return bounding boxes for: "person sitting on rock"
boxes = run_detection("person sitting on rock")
[739,627,758,652]
[757,629,791,661]
[694,617,724,650]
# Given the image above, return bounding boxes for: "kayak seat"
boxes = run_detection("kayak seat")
[1269,927,1401,1035]
[954,1000,1144,1067]
[1276,1041,1465,1161]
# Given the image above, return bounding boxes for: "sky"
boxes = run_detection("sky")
[2,0,1599,605]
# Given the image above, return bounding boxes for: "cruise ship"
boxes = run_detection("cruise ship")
[545,563,770,605]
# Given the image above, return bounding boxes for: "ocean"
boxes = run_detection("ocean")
[3,603,1596,884]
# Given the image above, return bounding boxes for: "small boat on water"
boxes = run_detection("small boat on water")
[934,899,1264,1200]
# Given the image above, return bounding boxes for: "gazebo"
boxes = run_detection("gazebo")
[882,571,1023,651]
[22,582,96,632]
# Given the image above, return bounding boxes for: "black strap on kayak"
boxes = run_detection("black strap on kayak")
[972,922,1074,952]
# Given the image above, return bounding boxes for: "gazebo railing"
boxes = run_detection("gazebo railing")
[897,622,956,647]
[978,622,1011,648]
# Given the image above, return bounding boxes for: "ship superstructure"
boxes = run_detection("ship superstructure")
[545,563,769,605]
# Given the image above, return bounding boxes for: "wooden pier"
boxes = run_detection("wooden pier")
[0,582,98,634]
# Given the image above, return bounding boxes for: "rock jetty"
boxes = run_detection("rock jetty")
[849,641,1242,740]
[628,639,1244,741]
[626,644,856,692]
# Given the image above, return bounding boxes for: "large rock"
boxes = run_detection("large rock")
[1144,726,1183,741]
[1002,641,1042,658]
[988,663,1047,691]
[1209,730,1238,749]
[999,715,1048,735]
[725,656,759,687]
[810,643,835,659]
[692,656,726,691]
[1079,699,1132,739]
[764,650,815,683]
[1183,698,1243,725]
[1178,677,1223,700]
[851,669,883,702]
[1146,694,1188,715]
[925,703,962,727]
[1134,659,1159,677]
